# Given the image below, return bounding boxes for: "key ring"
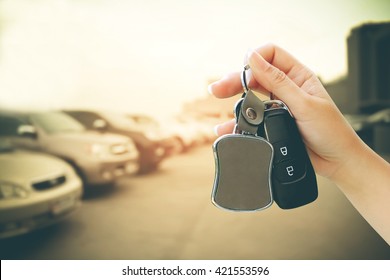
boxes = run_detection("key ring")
[241,64,276,100]
[241,64,251,95]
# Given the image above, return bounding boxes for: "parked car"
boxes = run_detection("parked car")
[0,111,139,186]
[126,114,184,154]
[0,139,83,239]
[174,116,216,144]
[63,110,168,173]
[164,116,208,150]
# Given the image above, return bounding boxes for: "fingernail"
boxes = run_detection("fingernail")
[243,48,251,64]
[207,83,215,95]
[213,124,220,136]
[246,48,257,63]
[245,68,252,87]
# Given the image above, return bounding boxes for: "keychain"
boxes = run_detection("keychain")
[211,66,274,211]
[211,64,318,211]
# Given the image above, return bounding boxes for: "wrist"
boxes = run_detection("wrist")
[329,137,373,187]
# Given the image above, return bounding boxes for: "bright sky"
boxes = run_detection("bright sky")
[0,0,389,117]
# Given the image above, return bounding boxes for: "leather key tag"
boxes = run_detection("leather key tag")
[211,134,274,211]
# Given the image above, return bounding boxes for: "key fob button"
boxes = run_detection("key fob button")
[272,140,300,164]
[274,159,306,183]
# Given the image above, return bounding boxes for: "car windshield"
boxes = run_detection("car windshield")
[100,111,139,130]
[129,115,160,128]
[31,112,85,134]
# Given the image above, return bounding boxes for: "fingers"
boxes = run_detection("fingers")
[209,44,308,98]
[208,70,269,99]
[209,43,313,117]
[247,48,308,111]
[208,72,243,99]
[214,119,235,136]
[252,43,306,86]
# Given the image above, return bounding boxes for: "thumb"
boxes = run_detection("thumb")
[247,49,307,114]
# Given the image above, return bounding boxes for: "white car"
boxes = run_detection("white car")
[0,140,83,239]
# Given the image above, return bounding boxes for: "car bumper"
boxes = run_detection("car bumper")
[137,144,166,171]
[0,178,83,239]
[80,155,139,185]
[159,137,182,156]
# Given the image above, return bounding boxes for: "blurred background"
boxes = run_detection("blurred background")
[0,0,389,259]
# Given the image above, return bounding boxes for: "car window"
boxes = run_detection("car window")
[67,111,101,129]
[101,111,138,129]
[30,112,85,134]
[0,115,25,136]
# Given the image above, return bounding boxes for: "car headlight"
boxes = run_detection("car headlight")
[0,181,29,199]
[145,131,163,141]
[88,143,109,158]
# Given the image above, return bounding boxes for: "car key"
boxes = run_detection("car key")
[261,100,318,209]
[211,67,274,212]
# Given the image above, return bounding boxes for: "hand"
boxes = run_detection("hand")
[208,43,364,181]
[209,43,390,244]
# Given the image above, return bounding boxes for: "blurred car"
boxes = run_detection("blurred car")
[63,110,168,173]
[0,139,83,239]
[0,111,139,186]
[168,116,210,148]
[175,116,217,144]
[126,114,185,154]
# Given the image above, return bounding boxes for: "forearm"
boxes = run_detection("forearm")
[331,139,390,245]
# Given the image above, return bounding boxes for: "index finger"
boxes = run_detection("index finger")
[256,43,308,87]
[208,44,308,98]
[208,70,269,99]
[208,71,244,99]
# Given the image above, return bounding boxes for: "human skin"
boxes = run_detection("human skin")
[208,44,390,245]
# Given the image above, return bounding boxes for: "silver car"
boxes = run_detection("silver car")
[0,140,83,239]
[0,111,139,186]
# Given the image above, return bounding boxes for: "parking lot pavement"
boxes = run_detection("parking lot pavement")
[0,145,389,260]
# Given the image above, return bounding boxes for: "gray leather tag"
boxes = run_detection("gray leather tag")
[237,90,264,134]
[211,134,274,211]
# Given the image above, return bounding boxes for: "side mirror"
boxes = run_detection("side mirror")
[93,119,107,131]
[18,125,37,139]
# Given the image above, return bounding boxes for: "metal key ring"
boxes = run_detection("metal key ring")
[242,64,277,100]
[241,64,250,94]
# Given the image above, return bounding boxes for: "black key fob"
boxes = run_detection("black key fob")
[261,100,318,209]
